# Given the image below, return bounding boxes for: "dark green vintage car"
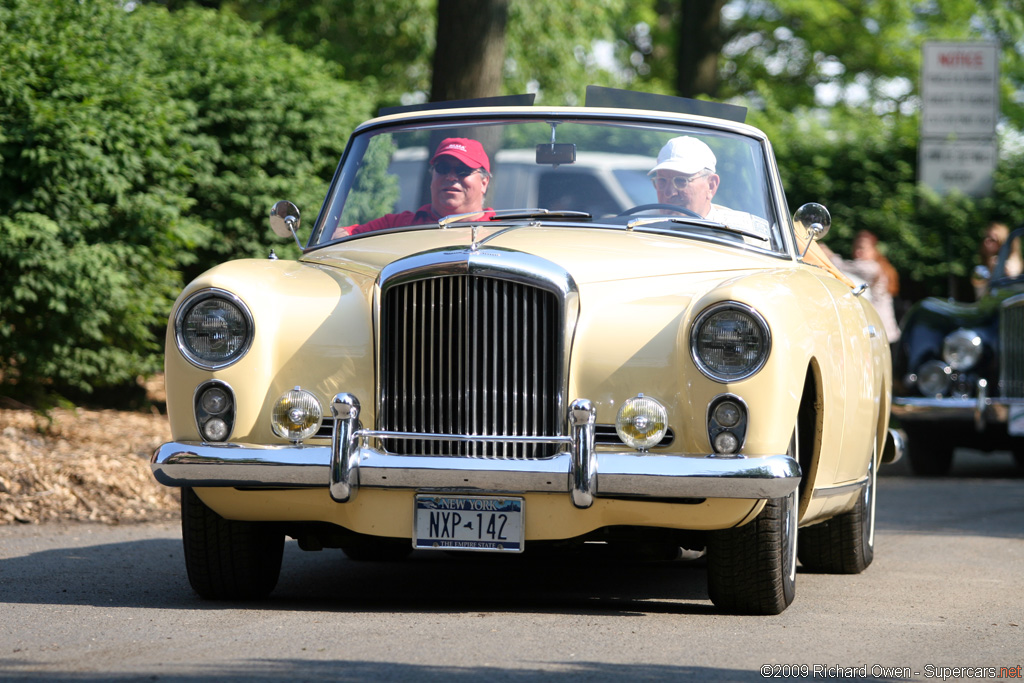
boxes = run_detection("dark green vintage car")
[892,225,1024,475]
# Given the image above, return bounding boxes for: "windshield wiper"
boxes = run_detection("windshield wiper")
[625,215,769,242]
[438,208,592,228]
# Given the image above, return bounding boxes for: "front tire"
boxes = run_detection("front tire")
[798,446,876,573]
[706,489,797,615]
[181,487,284,600]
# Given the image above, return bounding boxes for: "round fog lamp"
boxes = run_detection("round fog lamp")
[713,431,740,455]
[271,387,323,442]
[616,395,668,451]
[202,417,230,442]
[201,386,230,414]
[713,401,741,428]
[916,360,952,397]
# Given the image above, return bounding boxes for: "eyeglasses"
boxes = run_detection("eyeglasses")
[652,172,709,192]
[432,162,479,178]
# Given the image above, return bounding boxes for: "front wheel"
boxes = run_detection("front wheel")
[181,487,284,600]
[706,489,797,615]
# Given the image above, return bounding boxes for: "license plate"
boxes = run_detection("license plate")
[414,495,524,553]
[1009,405,1024,436]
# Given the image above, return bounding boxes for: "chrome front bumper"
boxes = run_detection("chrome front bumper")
[152,395,801,509]
[892,388,1024,430]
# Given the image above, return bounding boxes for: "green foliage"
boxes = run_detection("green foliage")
[340,134,400,225]
[0,0,373,397]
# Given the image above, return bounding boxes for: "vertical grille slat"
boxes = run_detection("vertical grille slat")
[381,275,560,459]
[1001,296,1024,398]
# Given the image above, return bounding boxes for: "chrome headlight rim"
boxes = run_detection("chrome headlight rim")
[690,301,772,383]
[174,288,254,370]
[942,328,983,371]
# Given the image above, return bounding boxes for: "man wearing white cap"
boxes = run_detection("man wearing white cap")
[649,136,769,240]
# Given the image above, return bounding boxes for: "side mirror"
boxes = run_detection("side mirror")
[269,200,304,251]
[793,203,831,258]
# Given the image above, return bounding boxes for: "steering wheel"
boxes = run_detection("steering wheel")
[618,203,702,218]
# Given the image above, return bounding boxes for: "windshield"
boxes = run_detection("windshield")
[311,116,785,253]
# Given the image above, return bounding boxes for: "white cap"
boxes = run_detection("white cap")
[649,136,717,176]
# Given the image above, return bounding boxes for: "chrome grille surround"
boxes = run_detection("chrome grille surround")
[377,247,578,459]
[1000,293,1024,399]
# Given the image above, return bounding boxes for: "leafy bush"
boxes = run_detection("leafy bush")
[0,0,372,399]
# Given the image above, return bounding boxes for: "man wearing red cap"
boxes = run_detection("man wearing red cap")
[333,137,494,238]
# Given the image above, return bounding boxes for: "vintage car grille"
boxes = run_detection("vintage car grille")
[380,275,561,459]
[1000,295,1024,398]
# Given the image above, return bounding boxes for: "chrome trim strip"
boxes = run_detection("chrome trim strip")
[810,476,866,500]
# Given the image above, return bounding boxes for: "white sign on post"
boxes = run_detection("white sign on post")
[921,42,999,137]
[919,42,999,197]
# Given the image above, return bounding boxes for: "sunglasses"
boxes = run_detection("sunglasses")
[432,162,479,178]
[652,172,709,192]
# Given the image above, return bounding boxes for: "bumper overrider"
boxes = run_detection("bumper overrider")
[152,395,802,509]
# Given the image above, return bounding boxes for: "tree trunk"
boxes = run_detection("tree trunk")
[431,0,509,102]
[676,0,725,98]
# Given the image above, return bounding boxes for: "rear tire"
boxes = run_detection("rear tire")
[903,425,954,476]
[181,487,284,600]
[706,489,797,615]
[798,446,876,573]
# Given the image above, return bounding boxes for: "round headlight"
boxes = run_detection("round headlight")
[691,303,771,382]
[916,360,952,397]
[271,387,323,442]
[942,329,982,371]
[616,395,668,451]
[175,289,253,369]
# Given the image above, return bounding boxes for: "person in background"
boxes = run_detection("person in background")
[973,221,1024,299]
[829,230,901,343]
[332,137,494,239]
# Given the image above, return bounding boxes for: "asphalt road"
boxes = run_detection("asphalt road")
[2,450,1022,682]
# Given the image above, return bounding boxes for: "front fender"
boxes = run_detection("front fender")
[164,259,376,443]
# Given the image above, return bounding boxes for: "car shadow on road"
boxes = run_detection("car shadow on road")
[0,534,722,616]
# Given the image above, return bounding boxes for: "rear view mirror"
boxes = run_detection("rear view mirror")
[536,143,576,166]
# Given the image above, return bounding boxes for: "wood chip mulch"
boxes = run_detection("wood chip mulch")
[0,406,180,525]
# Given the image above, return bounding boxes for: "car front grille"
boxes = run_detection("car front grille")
[380,274,561,459]
[1000,294,1024,398]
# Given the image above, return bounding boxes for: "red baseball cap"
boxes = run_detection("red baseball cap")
[430,138,490,173]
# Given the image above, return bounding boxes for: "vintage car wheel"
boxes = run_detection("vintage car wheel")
[797,446,876,574]
[903,425,955,476]
[706,488,797,615]
[181,487,284,600]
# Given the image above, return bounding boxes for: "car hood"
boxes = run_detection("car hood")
[302,223,780,286]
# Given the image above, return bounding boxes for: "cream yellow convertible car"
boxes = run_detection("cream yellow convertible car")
[152,88,901,614]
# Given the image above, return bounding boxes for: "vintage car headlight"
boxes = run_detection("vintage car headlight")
[690,302,771,382]
[942,328,982,371]
[175,289,254,370]
[616,395,668,452]
[271,387,323,442]
[915,360,952,397]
